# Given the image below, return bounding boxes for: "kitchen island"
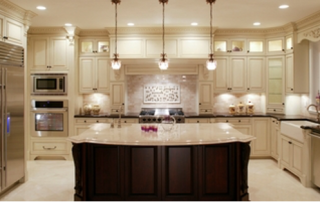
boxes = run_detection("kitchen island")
[68,123,255,201]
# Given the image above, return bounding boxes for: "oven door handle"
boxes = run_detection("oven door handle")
[31,108,68,112]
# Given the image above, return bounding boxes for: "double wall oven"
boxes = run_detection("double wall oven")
[31,100,68,137]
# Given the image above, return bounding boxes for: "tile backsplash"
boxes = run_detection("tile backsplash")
[126,75,198,114]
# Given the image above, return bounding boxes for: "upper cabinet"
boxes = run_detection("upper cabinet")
[28,36,69,71]
[0,14,24,46]
[79,57,110,94]
[267,37,285,55]
[214,56,246,92]
[214,38,265,55]
[79,38,109,56]
[285,35,293,54]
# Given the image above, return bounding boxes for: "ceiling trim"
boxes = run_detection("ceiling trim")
[0,0,37,25]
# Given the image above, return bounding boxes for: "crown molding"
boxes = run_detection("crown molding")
[296,10,320,30]
[28,27,68,35]
[79,29,109,37]
[106,27,212,36]
[0,0,37,25]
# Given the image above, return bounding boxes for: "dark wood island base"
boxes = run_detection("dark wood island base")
[72,142,251,201]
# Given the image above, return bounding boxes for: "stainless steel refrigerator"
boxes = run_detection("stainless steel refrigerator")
[0,41,25,192]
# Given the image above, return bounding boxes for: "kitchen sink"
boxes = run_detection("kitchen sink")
[280,121,319,143]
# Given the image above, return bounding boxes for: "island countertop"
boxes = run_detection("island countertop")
[67,123,255,146]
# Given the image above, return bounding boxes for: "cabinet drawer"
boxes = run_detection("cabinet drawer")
[75,119,112,124]
[267,108,284,114]
[31,141,68,154]
[120,119,138,124]
[185,118,210,123]
[216,118,251,124]
[199,109,213,114]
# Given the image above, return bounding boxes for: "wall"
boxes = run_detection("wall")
[126,75,198,114]
[213,93,266,114]
[82,94,111,115]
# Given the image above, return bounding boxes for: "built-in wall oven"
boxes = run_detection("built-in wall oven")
[31,73,67,95]
[31,100,68,137]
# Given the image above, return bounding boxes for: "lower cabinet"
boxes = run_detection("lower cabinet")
[29,138,70,160]
[72,143,250,201]
[251,118,270,157]
[280,134,303,179]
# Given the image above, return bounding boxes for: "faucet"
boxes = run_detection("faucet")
[117,105,123,128]
[307,104,320,122]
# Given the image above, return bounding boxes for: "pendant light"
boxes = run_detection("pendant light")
[206,0,217,70]
[159,0,169,70]
[111,0,121,70]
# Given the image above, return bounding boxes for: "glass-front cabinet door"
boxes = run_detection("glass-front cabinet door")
[80,38,109,56]
[267,56,285,114]
[267,37,285,55]
[214,38,246,54]
[247,40,265,54]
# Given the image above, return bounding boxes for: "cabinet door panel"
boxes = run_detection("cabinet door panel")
[230,57,246,91]
[79,58,95,93]
[5,18,23,45]
[96,58,110,92]
[32,38,49,68]
[281,138,290,167]
[292,143,302,173]
[51,38,68,68]
[247,57,265,92]
[214,57,228,90]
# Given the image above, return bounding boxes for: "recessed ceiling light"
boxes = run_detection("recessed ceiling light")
[253,22,261,26]
[279,5,289,9]
[191,22,198,26]
[36,6,46,10]
[65,23,72,27]
[127,23,134,26]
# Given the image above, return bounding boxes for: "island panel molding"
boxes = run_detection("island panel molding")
[144,84,180,104]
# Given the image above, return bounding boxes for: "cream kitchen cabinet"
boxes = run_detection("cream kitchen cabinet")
[28,36,69,71]
[199,82,213,114]
[79,57,110,93]
[270,118,280,160]
[285,40,309,94]
[251,118,270,157]
[280,134,303,181]
[110,82,125,114]
[113,118,139,126]
[246,57,265,92]
[285,35,293,54]
[267,37,285,55]
[266,56,285,114]
[74,118,113,136]
[214,56,246,92]
[79,38,109,56]
[246,39,265,55]
[0,14,24,46]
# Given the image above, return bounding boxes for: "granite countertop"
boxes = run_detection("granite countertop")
[67,123,255,146]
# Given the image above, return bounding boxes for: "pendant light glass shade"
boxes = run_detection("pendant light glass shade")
[159,53,168,70]
[111,0,121,70]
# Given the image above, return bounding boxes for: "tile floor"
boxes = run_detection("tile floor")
[0,159,319,201]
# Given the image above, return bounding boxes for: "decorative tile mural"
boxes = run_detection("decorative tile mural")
[126,75,198,114]
[144,84,180,103]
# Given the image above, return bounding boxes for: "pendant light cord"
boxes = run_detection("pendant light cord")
[115,2,118,56]
[162,1,165,56]
[210,2,213,55]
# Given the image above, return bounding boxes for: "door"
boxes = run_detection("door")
[0,65,24,191]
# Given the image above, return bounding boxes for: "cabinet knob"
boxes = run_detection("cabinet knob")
[199,103,202,105]
[247,88,250,90]
[247,50,250,53]
[282,103,285,105]
[288,141,292,144]
[238,120,241,123]
[197,121,199,123]
[124,121,127,123]
[273,109,276,112]
[282,49,285,52]
[205,110,207,112]
[291,47,293,50]
[291,88,293,91]
[96,120,99,123]
[226,120,229,123]
[84,120,87,123]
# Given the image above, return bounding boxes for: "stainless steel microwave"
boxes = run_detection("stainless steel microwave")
[31,73,67,95]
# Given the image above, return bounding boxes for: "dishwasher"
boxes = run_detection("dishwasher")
[310,132,320,188]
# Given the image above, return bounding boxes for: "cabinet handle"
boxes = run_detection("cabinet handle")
[3,36,8,40]
[199,103,202,105]
[272,120,275,123]
[43,146,57,150]
[205,110,207,112]
[238,120,241,123]
[291,47,293,50]
[92,88,97,90]
[288,141,292,144]
[96,120,99,123]
[282,103,285,105]
[124,121,127,123]
[291,88,293,91]
[247,88,250,90]
[84,120,87,123]
[226,120,229,123]
[197,121,199,123]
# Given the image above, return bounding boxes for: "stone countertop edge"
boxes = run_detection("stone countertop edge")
[74,113,316,122]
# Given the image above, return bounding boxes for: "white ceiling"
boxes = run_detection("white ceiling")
[8,0,320,29]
